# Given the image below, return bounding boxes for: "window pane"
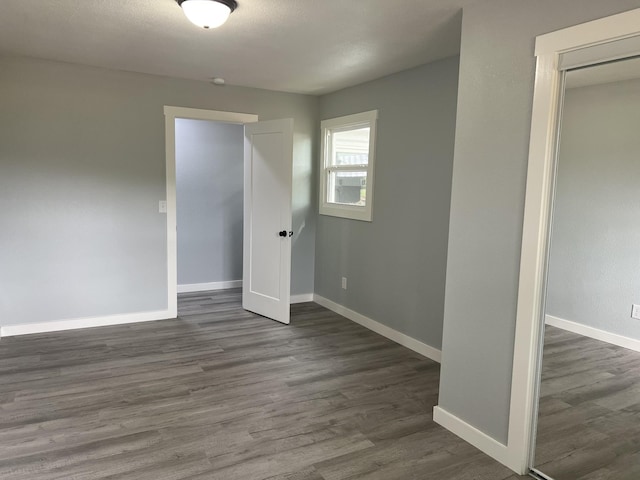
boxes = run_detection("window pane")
[332,127,370,166]
[328,170,367,206]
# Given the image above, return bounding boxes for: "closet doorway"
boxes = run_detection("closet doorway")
[164,107,295,324]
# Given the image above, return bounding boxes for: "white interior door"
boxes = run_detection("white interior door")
[243,118,294,324]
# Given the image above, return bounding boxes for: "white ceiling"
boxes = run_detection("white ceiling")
[0,0,473,95]
[566,57,640,89]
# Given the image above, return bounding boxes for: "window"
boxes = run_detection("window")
[319,110,377,221]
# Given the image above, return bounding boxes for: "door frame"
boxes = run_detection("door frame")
[507,8,640,475]
[164,106,259,316]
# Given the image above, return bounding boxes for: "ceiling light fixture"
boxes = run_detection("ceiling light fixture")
[176,0,238,29]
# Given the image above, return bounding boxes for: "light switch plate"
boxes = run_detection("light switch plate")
[159,200,167,213]
[632,304,640,320]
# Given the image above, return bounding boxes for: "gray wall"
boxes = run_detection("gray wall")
[546,79,640,341]
[0,55,317,327]
[315,57,460,350]
[438,0,640,445]
[176,119,244,286]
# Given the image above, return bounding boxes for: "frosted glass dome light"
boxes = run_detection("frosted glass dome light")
[177,0,238,29]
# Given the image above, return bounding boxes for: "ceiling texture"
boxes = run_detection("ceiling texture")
[0,0,472,95]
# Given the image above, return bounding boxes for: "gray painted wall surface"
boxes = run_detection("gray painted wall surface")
[438,0,640,444]
[546,79,640,341]
[315,57,460,350]
[176,119,244,286]
[0,56,317,326]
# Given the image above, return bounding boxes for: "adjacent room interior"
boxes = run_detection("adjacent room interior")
[175,118,245,296]
[1,2,640,479]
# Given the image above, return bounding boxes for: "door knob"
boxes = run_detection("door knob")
[278,230,287,237]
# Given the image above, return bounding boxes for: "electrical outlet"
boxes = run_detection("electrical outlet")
[632,304,640,320]
[341,277,347,290]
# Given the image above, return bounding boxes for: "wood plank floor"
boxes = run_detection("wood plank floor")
[534,325,640,480]
[0,289,525,480]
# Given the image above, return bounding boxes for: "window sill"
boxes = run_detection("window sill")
[319,204,372,222]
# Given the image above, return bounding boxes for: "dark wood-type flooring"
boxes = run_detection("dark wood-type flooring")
[0,289,526,480]
[534,325,640,480]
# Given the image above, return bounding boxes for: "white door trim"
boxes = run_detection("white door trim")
[508,8,640,475]
[164,106,259,317]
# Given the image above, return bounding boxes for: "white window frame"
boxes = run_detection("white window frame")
[319,110,377,221]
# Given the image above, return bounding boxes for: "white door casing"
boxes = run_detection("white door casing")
[243,119,294,324]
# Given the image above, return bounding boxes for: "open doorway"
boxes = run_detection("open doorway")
[531,57,640,480]
[175,118,244,294]
[163,107,294,325]
[508,8,640,479]
[164,107,258,317]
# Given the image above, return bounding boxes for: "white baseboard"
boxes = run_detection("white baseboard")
[177,280,242,293]
[1,310,174,337]
[546,314,640,353]
[290,294,314,304]
[313,294,441,363]
[433,406,519,472]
